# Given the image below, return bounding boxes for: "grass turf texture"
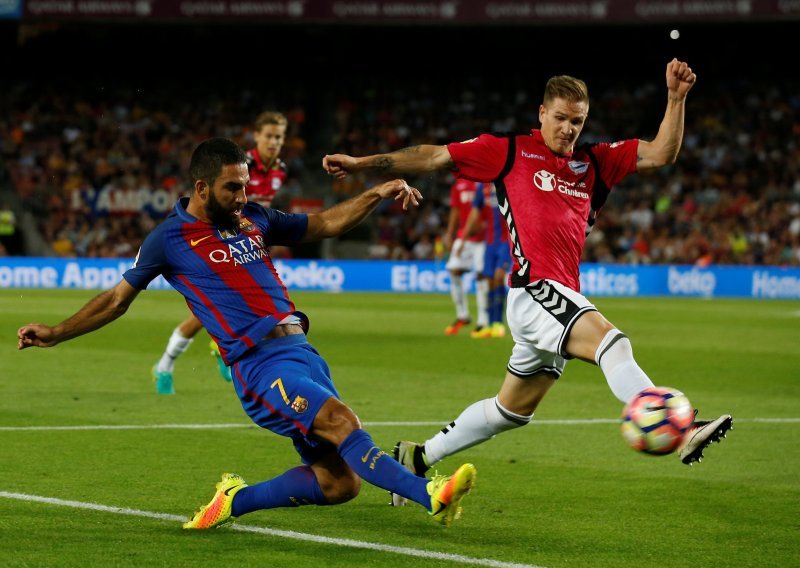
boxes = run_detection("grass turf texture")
[1,289,799,567]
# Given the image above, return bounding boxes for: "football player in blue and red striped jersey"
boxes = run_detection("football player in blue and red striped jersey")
[152,111,289,394]
[18,137,477,528]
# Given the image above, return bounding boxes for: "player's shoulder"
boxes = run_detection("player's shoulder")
[150,208,184,234]
[245,148,258,168]
[576,139,634,155]
[243,201,268,217]
[273,158,288,173]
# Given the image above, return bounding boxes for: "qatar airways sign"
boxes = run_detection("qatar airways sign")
[22,0,799,20]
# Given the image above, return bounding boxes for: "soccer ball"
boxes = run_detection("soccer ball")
[621,387,694,455]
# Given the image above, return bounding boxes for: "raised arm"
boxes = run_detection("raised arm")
[323,145,454,179]
[303,178,422,242]
[636,59,697,172]
[18,279,141,349]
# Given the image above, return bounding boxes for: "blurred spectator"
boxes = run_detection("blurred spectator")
[0,202,22,255]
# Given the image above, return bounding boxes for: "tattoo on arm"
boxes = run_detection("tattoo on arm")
[374,156,394,171]
[636,153,644,163]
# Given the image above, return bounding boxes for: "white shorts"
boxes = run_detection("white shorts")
[446,240,486,273]
[506,279,597,379]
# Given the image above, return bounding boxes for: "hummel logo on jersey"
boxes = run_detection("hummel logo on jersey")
[533,170,556,191]
[521,150,545,160]
[190,235,212,246]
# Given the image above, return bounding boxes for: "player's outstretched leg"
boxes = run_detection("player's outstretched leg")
[183,473,248,529]
[679,413,733,465]
[209,340,233,382]
[336,429,476,525]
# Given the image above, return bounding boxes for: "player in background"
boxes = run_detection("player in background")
[18,137,476,529]
[442,178,489,336]
[454,183,511,339]
[152,111,289,394]
[323,60,732,481]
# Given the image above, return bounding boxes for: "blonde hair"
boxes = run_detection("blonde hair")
[543,75,589,106]
[254,111,288,130]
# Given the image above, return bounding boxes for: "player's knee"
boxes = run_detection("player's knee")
[312,398,362,446]
[324,471,362,504]
[486,397,533,433]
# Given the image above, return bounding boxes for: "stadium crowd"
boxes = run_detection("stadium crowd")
[1,75,798,266]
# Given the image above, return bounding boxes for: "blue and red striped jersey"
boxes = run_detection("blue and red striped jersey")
[124,197,308,364]
[471,183,509,246]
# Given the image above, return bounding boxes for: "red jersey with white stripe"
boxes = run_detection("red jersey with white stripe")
[450,178,485,242]
[447,130,638,291]
[245,148,288,207]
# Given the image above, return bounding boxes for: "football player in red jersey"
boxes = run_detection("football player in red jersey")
[441,178,487,336]
[324,60,732,480]
[151,112,289,394]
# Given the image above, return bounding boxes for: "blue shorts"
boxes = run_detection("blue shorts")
[231,334,340,465]
[483,242,511,278]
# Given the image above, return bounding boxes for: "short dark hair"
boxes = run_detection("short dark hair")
[189,138,247,187]
[543,75,589,106]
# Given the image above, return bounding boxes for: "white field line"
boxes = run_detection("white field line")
[0,417,797,432]
[0,491,542,568]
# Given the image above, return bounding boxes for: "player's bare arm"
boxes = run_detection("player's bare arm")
[453,206,481,256]
[323,145,455,178]
[303,179,422,241]
[636,59,696,172]
[17,279,140,350]
[443,206,460,252]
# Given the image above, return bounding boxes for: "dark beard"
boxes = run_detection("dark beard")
[206,191,239,232]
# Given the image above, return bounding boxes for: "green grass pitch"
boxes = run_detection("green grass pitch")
[1,289,798,567]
